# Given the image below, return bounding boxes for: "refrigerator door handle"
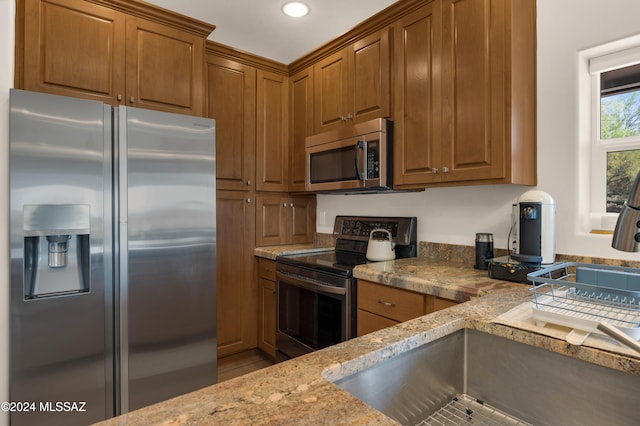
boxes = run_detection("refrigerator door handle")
[117,107,128,224]
[117,221,129,414]
[115,106,130,414]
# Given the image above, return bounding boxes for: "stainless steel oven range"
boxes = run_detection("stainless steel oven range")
[275,216,417,360]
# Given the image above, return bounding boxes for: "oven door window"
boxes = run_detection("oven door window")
[278,280,345,351]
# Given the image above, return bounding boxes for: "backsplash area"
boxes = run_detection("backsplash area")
[421,241,640,269]
[419,242,508,265]
[314,233,640,269]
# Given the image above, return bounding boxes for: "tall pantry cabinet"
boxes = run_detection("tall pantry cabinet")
[206,43,315,358]
[206,48,258,357]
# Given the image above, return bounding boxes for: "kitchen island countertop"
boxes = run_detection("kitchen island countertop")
[97,256,640,426]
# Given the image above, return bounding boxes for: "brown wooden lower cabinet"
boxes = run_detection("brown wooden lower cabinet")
[216,191,256,357]
[356,279,458,337]
[357,309,398,337]
[257,258,277,359]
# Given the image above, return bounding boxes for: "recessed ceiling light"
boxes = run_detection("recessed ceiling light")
[282,2,310,18]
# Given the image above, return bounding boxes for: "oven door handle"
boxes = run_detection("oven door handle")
[277,271,347,296]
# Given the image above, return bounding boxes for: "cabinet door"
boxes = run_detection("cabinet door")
[255,195,287,246]
[313,49,349,133]
[22,0,126,105]
[125,15,205,116]
[357,309,398,336]
[256,70,290,192]
[350,28,391,124]
[441,0,505,182]
[256,195,316,246]
[393,1,443,187]
[425,295,458,313]
[289,67,314,192]
[217,191,256,357]
[288,196,317,244]
[257,266,277,360]
[206,55,256,191]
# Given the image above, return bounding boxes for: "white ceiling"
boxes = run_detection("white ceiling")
[143,0,399,64]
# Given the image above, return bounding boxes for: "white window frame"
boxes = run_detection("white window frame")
[581,39,640,232]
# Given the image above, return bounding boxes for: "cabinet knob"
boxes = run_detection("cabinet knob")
[283,203,289,207]
[443,167,450,173]
[246,198,251,203]
[346,113,353,120]
[340,115,346,122]
[246,180,251,186]
[129,96,135,103]
[117,94,122,102]
[431,168,438,174]
[290,202,294,208]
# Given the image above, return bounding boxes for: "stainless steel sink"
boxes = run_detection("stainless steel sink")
[334,329,639,425]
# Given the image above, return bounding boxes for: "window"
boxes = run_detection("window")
[600,64,640,213]
[588,44,640,230]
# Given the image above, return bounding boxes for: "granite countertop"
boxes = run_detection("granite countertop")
[353,257,521,302]
[98,256,640,426]
[253,244,334,260]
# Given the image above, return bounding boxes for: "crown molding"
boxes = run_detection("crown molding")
[87,0,216,37]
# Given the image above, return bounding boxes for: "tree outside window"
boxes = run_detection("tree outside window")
[601,67,640,213]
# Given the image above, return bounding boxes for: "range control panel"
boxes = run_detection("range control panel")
[339,219,398,237]
[333,216,417,245]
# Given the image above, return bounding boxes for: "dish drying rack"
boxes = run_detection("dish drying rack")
[528,262,640,346]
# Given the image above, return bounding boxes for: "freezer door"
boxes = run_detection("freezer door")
[115,106,217,413]
[9,89,114,425]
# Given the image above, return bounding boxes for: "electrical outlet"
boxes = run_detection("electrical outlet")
[319,211,326,226]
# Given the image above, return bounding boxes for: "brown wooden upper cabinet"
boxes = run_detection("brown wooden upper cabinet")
[394,0,536,188]
[289,67,314,193]
[255,195,316,246]
[393,1,443,187]
[256,70,290,192]
[18,0,211,116]
[313,28,391,134]
[206,54,256,191]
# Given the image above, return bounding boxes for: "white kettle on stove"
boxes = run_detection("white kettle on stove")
[366,229,396,261]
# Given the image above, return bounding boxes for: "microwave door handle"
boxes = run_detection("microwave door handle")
[355,140,365,181]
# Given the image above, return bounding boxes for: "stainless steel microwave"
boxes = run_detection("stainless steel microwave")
[305,118,393,193]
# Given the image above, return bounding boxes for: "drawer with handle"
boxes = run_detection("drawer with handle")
[357,280,425,322]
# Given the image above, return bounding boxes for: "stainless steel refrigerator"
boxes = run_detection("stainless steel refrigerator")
[9,89,217,425]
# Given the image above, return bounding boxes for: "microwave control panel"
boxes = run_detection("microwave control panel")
[366,140,380,179]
